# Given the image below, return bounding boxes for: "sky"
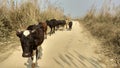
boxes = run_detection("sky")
[15,0,120,18]
[47,0,120,18]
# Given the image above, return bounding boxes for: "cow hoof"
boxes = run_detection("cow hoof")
[24,62,28,66]
[32,63,35,68]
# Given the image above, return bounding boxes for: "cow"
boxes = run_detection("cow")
[38,22,47,39]
[16,24,44,68]
[46,19,57,35]
[27,22,47,39]
[68,21,73,30]
[56,20,66,30]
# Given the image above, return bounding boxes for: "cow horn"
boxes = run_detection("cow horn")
[16,30,23,38]
[16,28,25,32]
[16,29,20,32]
[16,29,22,35]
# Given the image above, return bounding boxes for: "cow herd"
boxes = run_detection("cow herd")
[46,19,72,35]
[16,19,73,68]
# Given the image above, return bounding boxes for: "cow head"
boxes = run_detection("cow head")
[16,30,35,57]
[46,20,49,25]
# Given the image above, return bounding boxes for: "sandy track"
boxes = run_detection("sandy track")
[0,21,106,68]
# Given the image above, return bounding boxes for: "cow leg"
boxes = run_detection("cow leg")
[70,25,72,29]
[32,50,37,68]
[44,31,47,39]
[37,46,42,59]
[31,46,42,68]
[53,27,55,33]
[44,32,47,39]
[32,63,35,68]
[69,25,72,30]
[62,25,65,30]
[56,25,59,30]
[51,27,54,34]
[50,27,52,35]
[66,23,67,29]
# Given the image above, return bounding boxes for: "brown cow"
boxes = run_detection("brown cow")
[27,22,47,39]
[38,22,47,39]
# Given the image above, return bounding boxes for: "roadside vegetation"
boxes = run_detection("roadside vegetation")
[81,1,120,67]
[0,0,68,53]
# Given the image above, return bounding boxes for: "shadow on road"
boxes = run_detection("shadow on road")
[53,50,103,68]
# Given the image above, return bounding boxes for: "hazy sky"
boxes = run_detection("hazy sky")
[48,0,120,18]
[16,0,120,18]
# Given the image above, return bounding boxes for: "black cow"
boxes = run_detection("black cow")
[16,24,44,68]
[56,20,66,30]
[46,19,57,35]
[68,21,73,30]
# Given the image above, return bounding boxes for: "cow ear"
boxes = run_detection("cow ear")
[16,31,23,38]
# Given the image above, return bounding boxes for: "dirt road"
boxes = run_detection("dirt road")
[0,21,106,68]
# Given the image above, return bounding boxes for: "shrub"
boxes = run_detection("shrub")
[82,0,120,67]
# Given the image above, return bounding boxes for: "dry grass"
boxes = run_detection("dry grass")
[0,0,67,52]
[0,0,66,41]
[81,1,120,67]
